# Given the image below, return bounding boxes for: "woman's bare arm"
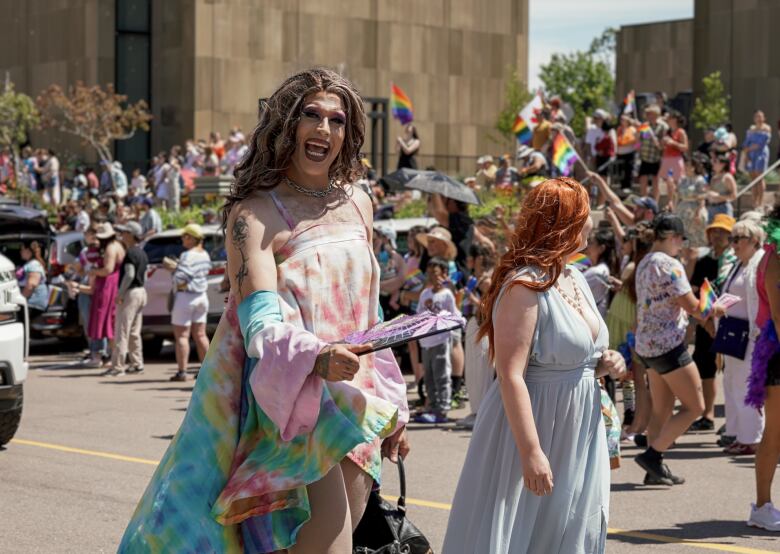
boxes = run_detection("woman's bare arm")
[22,272,41,298]
[494,284,540,456]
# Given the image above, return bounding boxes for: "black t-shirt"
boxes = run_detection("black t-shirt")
[121,245,148,289]
[448,211,474,267]
[696,140,714,157]
[690,254,718,293]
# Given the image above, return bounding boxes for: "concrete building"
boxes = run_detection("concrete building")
[616,0,780,147]
[1,0,529,175]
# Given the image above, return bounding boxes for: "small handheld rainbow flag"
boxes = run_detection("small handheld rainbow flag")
[699,278,718,317]
[638,122,652,138]
[551,133,578,176]
[48,286,64,308]
[568,252,591,270]
[512,115,533,145]
[391,84,414,125]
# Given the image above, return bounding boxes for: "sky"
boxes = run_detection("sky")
[528,0,694,90]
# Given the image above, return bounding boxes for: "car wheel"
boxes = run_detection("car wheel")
[0,391,22,447]
[143,337,164,358]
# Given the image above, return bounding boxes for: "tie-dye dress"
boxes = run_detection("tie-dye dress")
[119,190,409,553]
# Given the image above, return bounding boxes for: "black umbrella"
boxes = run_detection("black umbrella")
[380,167,424,192]
[404,172,481,205]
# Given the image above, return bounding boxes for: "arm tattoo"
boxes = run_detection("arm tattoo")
[314,348,333,380]
[232,215,249,291]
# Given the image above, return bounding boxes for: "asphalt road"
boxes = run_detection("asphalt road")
[1,345,779,553]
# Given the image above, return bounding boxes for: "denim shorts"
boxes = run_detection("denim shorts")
[639,342,693,375]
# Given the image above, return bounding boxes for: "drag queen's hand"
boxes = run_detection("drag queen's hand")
[522,448,553,496]
[381,426,410,462]
[597,349,626,380]
[313,343,373,381]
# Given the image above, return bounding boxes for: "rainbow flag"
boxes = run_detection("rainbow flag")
[551,133,578,176]
[699,278,718,317]
[391,84,414,125]
[638,122,652,137]
[512,115,533,145]
[48,286,64,307]
[568,252,591,270]
[514,92,544,145]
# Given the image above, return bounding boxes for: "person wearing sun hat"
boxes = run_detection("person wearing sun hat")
[85,222,125,369]
[163,222,212,382]
[417,226,457,264]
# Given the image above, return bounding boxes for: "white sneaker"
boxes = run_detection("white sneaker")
[748,502,780,531]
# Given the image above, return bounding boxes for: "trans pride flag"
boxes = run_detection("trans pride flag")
[512,91,544,145]
[391,84,414,125]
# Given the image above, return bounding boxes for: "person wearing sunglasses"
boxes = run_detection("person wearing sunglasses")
[718,220,766,455]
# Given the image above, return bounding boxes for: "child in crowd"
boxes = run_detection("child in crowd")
[415,257,463,424]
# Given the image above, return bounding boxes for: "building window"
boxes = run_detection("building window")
[115,0,151,173]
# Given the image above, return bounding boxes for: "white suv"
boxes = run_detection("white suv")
[0,252,29,446]
[141,225,228,355]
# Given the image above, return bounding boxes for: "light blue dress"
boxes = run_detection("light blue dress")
[443,266,610,554]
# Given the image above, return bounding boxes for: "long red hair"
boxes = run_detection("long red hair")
[478,177,590,361]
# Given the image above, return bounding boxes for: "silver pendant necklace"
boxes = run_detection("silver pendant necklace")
[283,176,335,198]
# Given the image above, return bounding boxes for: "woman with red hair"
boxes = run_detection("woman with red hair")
[443,178,625,553]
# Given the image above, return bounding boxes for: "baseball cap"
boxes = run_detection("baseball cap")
[653,213,686,238]
[625,195,659,215]
[114,221,144,239]
[373,225,397,250]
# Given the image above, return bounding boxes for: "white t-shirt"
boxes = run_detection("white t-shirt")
[635,252,692,357]
[74,210,91,233]
[585,125,605,157]
[584,262,611,317]
[416,286,461,348]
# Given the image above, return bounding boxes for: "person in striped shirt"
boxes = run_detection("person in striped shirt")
[163,223,212,381]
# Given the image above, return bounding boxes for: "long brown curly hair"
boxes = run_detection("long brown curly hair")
[222,68,366,226]
[478,178,590,361]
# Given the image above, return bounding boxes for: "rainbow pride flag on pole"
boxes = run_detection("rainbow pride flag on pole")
[551,133,578,176]
[513,91,544,145]
[699,278,718,317]
[637,122,652,138]
[391,84,414,125]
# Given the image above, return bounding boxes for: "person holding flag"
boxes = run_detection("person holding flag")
[616,114,639,191]
[391,84,420,170]
[512,91,544,146]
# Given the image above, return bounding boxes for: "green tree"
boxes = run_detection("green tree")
[492,68,533,145]
[539,51,614,135]
[588,27,617,69]
[691,71,730,130]
[0,77,40,185]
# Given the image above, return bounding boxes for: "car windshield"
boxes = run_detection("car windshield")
[144,233,226,264]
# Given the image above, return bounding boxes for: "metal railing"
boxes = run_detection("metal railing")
[734,158,780,215]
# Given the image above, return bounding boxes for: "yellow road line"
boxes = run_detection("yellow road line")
[11,438,779,554]
[605,529,780,554]
[11,438,158,466]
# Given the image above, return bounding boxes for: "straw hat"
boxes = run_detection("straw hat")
[94,222,116,239]
[417,227,457,260]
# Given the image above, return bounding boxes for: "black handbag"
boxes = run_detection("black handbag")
[352,458,433,554]
[711,315,750,360]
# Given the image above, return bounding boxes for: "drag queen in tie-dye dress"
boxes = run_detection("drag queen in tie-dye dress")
[120,69,409,553]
